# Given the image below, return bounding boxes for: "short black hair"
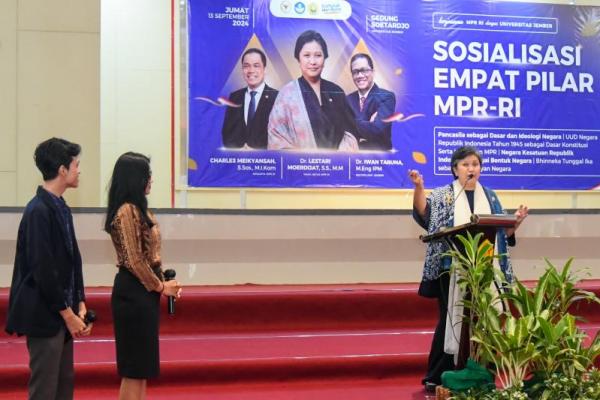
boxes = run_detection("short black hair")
[34,137,81,181]
[350,53,373,69]
[450,146,482,178]
[241,48,266,67]
[294,30,328,60]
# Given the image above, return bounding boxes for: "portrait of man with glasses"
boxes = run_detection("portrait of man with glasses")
[347,53,397,151]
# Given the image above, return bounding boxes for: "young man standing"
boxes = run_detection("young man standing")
[5,137,92,400]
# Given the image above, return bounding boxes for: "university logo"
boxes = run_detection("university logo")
[294,2,306,14]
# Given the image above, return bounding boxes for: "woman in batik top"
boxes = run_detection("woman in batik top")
[105,152,181,400]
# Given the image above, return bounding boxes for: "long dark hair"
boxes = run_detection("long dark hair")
[104,152,153,233]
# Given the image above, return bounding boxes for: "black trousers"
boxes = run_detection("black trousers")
[422,273,455,385]
[26,326,74,400]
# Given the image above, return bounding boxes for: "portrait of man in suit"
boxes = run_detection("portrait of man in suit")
[221,48,278,149]
[347,53,396,151]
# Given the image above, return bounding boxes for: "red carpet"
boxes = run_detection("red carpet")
[0,378,437,400]
[1,281,599,398]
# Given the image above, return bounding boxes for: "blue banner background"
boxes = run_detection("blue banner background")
[188,0,600,190]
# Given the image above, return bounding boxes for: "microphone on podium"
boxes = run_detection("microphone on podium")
[163,269,176,315]
[84,309,97,325]
[455,173,474,202]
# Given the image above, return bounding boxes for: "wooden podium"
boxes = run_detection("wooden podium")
[420,214,517,245]
[420,214,517,369]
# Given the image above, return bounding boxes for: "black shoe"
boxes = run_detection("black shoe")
[424,382,437,393]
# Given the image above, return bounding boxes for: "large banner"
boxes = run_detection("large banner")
[187,0,600,190]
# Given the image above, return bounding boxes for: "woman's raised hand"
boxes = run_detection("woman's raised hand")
[408,169,424,188]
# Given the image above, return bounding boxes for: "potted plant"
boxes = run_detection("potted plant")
[441,232,600,399]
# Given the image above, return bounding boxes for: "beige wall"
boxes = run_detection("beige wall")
[1,211,598,287]
[0,0,100,207]
[0,1,18,206]
[100,0,172,207]
[179,189,600,210]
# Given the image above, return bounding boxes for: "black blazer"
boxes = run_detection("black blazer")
[221,85,278,149]
[5,186,85,337]
[347,84,396,151]
[306,77,358,149]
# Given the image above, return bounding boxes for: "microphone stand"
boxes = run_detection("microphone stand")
[454,173,474,203]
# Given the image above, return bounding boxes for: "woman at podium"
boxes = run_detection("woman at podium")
[408,145,528,392]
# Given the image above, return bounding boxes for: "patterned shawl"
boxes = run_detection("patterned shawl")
[267,79,358,151]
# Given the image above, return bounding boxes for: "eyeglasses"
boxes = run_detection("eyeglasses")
[351,68,373,77]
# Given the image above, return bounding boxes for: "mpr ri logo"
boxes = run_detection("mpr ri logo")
[280,0,291,13]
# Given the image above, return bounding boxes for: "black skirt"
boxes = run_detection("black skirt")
[111,267,161,379]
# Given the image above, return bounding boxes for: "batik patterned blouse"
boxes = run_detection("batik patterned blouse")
[109,203,163,291]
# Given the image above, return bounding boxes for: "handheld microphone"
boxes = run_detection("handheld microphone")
[163,269,176,315]
[84,309,97,325]
[454,173,474,203]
